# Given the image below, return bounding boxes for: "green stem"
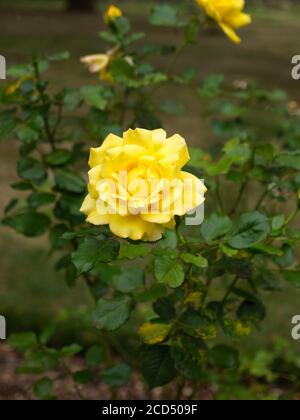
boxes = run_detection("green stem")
[222,274,239,305]
[216,178,225,214]
[230,180,248,216]
[201,277,213,307]
[285,207,299,226]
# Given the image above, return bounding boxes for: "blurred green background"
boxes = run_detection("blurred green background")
[0,0,300,351]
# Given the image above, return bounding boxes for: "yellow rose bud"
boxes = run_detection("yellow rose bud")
[104,4,122,24]
[196,0,251,44]
[81,128,207,241]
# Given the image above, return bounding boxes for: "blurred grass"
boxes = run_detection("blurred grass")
[0,1,300,347]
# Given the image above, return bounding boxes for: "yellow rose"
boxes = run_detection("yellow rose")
[104,5,122,24]
[196,0,251,44]
[80,48,117,81]
[81,128,207,241]
[5,76,30,96]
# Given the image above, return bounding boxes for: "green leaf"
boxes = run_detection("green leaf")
[92,296,132,331]
[208,345,239,369]
[180,309,217,340]
[113,16,130,36]
[113,266,145,293]
[174,67,197,85]
[85,345,104,368]
[109,58,134,83]
[28,192,56,208]
[201,214,233,242]
[18,349,59,374]
[282,270,300,288]
[49,224,69,250]
[63,89,81,111]
[0,111,17,140]
[251,243,283,256]
[150,5,180,28]
[3,211,50,237]
[228,212,270,249]
[17,157,46,181]
[139,322,172,345]
[275,152,300,170]
[272,215,285,232]
[118,243,149,260]
[160,100,185,116]
[237,300,266,323]
[45,149,73,167]
[17,127,39,144]
[207,156,233,176]
[55,169,86,194]
[9,332,38,352]
[72,238,119,274]
[153,297,176,321]
[140,345,176,389]
[198,74,224,97]
[33,378,55,400]
[100,363,131,387]
[61,344,82,358]
[73,370,93,384]
[135,284,168,303]
[223,138,251,164]
[158,229,177,249]
[39,324,56,345]
[154,255,185,288]
[47,51,70,61]
[171,337,203,380]
[181,253,208,268]
[80,86,109,110]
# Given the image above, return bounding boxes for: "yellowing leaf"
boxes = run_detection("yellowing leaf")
[139,322,172,345]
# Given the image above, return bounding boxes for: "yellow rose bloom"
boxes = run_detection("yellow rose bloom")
[104,5,122,24]
[196,0,251,44]
[80,48,117,81]
[80,54,110,74]
[81,128,207,241]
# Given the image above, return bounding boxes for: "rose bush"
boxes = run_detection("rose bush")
[1,2,300,400]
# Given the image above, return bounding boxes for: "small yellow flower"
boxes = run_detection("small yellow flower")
[196,0,251,44]
[81,128,207,241]
[5,76,28,96]
[80,54,110,73]
[80,48,116,81]
[104,4,122,24]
